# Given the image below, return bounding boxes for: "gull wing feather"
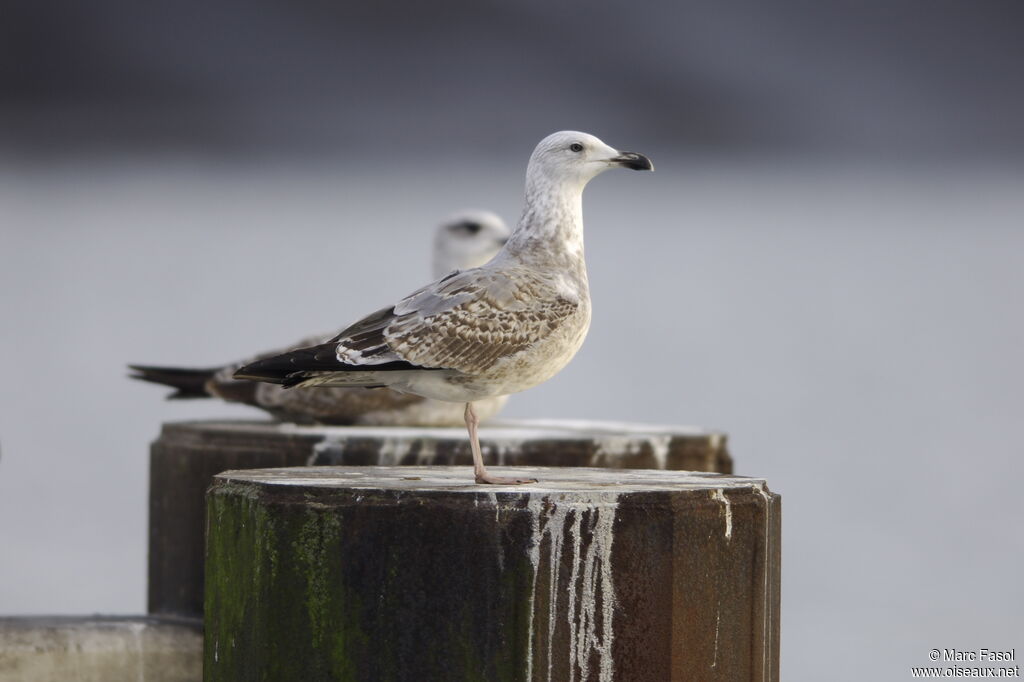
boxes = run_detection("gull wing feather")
[333,267,578,375]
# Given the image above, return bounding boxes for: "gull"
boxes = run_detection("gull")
[129,211,511,426]
[235,131,653,484]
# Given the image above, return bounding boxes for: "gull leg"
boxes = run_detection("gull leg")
[464,402,536,485]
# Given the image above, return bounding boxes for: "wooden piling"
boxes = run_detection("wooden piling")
[148,419,732,618]
[204,466,779,681]
[0,616,201,682]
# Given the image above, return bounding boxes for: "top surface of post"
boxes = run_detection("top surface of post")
[165,417,724,442]
[164,417,732,473]
[213,465,765,495]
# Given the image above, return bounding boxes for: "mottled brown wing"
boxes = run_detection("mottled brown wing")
[382,268,578,374]
[254,383,425,425]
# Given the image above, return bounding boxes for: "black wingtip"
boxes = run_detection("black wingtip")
[234,342,434,387]
[280,374,308,389]
[233,343,344,384]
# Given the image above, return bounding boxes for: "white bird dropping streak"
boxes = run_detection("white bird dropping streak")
[522,493,620,682]
[712,606,721,668]
[589,434,672,469]
[712,488,733,540]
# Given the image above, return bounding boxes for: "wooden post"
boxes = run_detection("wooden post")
[149,419,732,618]
[0,616,201,682]
[205,466,779,681]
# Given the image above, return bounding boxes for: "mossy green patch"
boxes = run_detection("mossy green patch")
[205,483,537,681]
[293,507,341,650]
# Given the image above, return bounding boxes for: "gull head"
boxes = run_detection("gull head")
[527,131,654,190]
[432,210,511,276]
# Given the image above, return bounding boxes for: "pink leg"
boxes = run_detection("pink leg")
[464,402,536,485]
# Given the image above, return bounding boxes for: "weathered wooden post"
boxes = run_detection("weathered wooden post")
[149,419,732,618]
[0,616,201,682]
[204,466,779,681]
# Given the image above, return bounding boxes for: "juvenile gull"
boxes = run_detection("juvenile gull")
[236,131,653,484]
[129,211,511,426]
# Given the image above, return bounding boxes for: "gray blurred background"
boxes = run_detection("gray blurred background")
[1,0,1022,678]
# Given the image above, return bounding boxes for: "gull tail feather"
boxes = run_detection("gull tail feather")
[128,364,218,399]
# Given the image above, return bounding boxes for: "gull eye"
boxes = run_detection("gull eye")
[570,143,584,153]
[458,221,481,235]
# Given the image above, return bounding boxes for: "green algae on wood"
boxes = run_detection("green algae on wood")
[205,480,536,681]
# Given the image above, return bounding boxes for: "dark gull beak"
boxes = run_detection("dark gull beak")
[611,151,654,171]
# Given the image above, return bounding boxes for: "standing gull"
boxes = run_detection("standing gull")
[130,211,511,426]
[236,131,653,484]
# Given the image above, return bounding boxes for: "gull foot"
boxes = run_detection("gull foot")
[475,473,538,485]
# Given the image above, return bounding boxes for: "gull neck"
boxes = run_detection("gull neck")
[505,176,587,273]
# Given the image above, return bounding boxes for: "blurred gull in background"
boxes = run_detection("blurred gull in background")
[129,210,512,426]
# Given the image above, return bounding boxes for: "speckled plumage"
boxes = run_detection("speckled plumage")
[326,267,584,398]
[235,132,653,484]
